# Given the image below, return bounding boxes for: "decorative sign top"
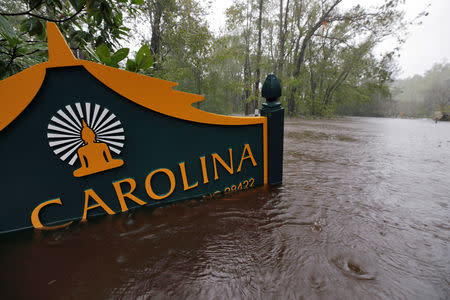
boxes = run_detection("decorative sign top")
[0,23,266,131]
[0,23,274,234]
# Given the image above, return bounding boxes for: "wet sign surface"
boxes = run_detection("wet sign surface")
[0,23,267,233]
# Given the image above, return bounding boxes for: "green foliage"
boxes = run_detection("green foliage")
[0,15,20,46]
[125,44,153,72]
[93,44,129,67]
[0,0,422,118]
[0,0,143,79]
[0,12,47,78]
[82,42,153,72]
[21,18,45,38]
[134,44,153,69]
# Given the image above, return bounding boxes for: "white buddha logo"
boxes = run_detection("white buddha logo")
[47,102,125,177]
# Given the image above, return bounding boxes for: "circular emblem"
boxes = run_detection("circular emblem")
[47,102,125,175]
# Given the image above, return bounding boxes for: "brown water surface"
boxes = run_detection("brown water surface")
[1,117,449,299]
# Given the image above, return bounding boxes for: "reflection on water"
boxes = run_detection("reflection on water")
[1,117,449,299]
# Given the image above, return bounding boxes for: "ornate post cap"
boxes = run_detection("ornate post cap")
[262,74,282,105]
[259,74,284,185]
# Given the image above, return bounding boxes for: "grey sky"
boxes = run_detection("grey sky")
[393,0,449,78]
[205,0,448,79]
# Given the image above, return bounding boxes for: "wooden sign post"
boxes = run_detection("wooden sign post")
[0,23,284,234]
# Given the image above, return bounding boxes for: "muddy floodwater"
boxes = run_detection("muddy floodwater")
[1,117,449,299]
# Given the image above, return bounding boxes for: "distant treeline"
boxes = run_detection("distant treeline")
[340,62,450,118]
[1,0,426,117]
[392,63,450,118]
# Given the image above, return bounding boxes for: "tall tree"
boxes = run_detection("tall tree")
[249,0,264,115]
[276,0,289,76]
[286,0,342,115]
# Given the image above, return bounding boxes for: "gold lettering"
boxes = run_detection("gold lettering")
[178,162,199,191]
[212,149,233,180]
[82,189,115,222]
[199,156,209,184]
[237,144,257,172]
[145,168,176,200]
[113,178,147,212]
[31,198,73,230]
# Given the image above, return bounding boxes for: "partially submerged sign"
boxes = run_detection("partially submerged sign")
[0,23,283,234]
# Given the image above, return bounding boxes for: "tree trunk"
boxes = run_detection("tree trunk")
[288,87,297,114]
[244,0,253,115]
[324,70,349,106]
[277,0,289,76]
[244,53,252,114]
[252,0,264,114]
[287,0,342,116]
[150,1,163,58]
[148,0,165,74]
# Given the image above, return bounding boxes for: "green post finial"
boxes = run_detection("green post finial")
[262,74,281,102]
[260,73,284,185]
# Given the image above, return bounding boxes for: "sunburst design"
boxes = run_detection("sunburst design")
[47,102,125,165]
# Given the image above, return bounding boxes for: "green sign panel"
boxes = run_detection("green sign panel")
[0,23,272,234]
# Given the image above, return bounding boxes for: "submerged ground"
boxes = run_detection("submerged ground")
[1,117,449,299]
